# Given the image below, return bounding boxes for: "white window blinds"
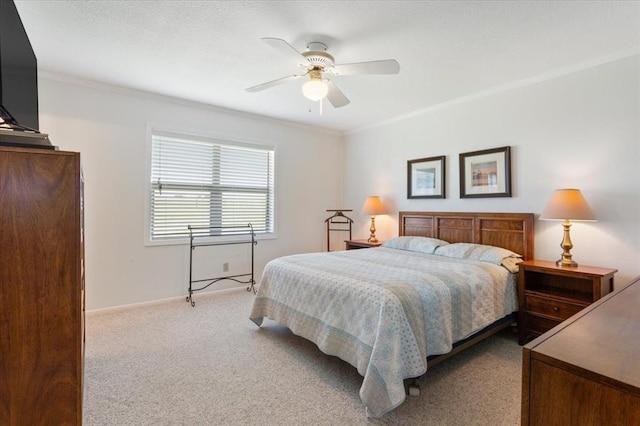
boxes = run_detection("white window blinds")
[149,131,275,241]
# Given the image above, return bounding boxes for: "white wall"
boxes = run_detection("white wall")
[38,77,344,310]
[37,54,639,310]
[344,55,640,288]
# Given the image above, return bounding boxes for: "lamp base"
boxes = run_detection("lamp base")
[556,258,578,268]
[556,220,579,267]
[368,216,378,243]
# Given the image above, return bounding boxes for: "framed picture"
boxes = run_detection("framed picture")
[407,155,445,199]
[459,146,511,198]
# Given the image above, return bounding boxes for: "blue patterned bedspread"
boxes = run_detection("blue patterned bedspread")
[249,247,517,417]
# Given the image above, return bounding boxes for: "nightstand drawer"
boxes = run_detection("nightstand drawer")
[525,294,586,321]
[524,313,562,336]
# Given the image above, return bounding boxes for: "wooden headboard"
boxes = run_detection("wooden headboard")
[399,211,534,260]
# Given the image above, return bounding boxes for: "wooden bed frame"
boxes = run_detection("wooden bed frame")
[398,211,534,367]
[399,211,534,260]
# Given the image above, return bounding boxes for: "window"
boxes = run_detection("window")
[148,130,275,242]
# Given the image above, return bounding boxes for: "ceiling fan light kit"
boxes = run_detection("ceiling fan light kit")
[246,37,400,108]
[302,79,328,101]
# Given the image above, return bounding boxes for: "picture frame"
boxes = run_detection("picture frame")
[459,146,511,198]
[407,155,445,199]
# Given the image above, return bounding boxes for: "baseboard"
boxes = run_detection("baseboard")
[86,286,250,316]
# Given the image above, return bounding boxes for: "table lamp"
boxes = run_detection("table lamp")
[540,188,595,267]
[361,196,385,243]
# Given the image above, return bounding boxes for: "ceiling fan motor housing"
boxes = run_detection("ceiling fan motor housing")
[302,42,335,69]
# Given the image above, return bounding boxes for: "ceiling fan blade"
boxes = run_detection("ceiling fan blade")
[326,80,350,108]
[245,74,304,93]
[331,59,400,76]
[261,37,310,66]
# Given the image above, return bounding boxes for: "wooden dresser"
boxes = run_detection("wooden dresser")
[0,146,85,425]
[522,277,640,425]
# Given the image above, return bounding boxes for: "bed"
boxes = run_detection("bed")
[250,211,534,417]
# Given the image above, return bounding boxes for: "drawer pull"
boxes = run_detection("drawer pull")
[553,306,560,312]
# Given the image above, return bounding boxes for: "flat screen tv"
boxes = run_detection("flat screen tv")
[0,0,39,132]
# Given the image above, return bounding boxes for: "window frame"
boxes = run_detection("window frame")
[144,126,277,246]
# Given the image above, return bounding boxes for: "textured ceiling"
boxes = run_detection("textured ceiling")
[14,1,640,134]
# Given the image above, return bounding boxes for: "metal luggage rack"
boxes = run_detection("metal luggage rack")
[186,224,257,307]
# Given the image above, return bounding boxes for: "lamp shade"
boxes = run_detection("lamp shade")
[540,189,595,221]
[362,196,385,215]
[302,79,328,101]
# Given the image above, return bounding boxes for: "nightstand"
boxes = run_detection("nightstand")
[344,239,383,250]
[518,260,617,345]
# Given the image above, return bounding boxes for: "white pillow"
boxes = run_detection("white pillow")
[501,256,524,273]
[434,242,522,267]
[382,236,449,254]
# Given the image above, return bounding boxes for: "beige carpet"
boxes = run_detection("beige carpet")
[84,288,522,425]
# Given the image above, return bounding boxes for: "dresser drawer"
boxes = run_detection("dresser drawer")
[525,294,586,321]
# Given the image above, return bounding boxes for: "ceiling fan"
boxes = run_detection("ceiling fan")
[245,38,400,108]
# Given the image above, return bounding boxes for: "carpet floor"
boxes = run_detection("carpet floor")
[84,288,522,425]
